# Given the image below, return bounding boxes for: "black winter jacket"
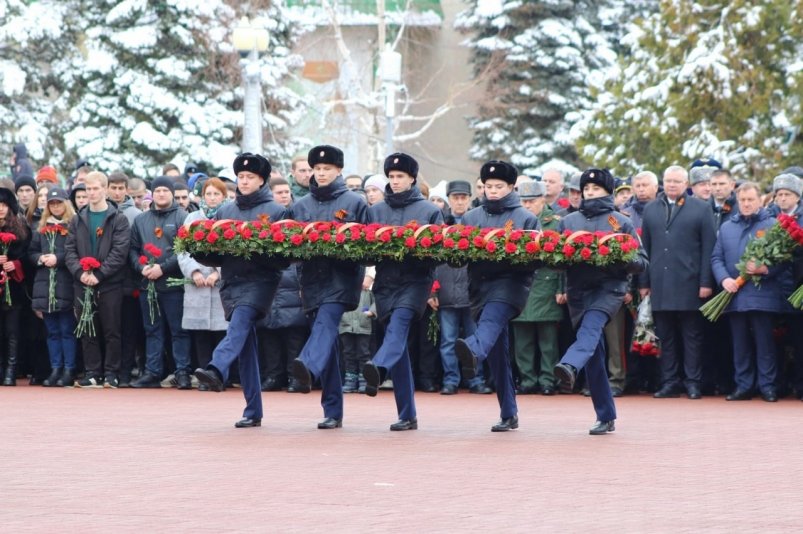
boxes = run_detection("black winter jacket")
[259,264,306,329]
[129,202,188,293]
[65,203,131,293]
[28,221,74,312]
[291,176,369,312]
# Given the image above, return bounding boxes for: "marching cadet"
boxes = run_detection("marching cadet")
[455,161,540,431]
[553,168,647,435]
[194,153,288,428]
[290,145,369,429]
[363,153,444,431]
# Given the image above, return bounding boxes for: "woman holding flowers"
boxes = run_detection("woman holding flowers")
[0,187,30,386]
[553,169,647,435]
[454,160,540,432]
[711,182,791,402]
[28,188,77,387]
[289,145,369,430]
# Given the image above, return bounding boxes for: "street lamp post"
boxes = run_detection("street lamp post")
[232,17,269,155]
[380,46,402,155]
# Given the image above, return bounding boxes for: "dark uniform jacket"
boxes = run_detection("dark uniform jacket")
[369,185,444,322]
[559,196,648,327]
[462,191,540,316]
[129,201,188,293]
[65,203,131,294]
[29,221,74,312]
[710,192,736,228]
[213,186,288,321]
[291,176,369,312]
[259,264,306,330]
[639,192,716,311]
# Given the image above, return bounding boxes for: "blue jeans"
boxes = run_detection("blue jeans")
[298,303,347,420]
[210,305,262,419]
[439,307,484,387]
[372,307,417,420]
[139,290,191,376]
[463,302,518,418]
[560,310,616,422]
[43,310,77,370]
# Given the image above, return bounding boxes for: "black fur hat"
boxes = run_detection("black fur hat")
[233,153,272,185]
[383,153,419,181]
[0,186,20,215]
[580,168,615,195]
[480,160,517,185]
[308,145,345,168]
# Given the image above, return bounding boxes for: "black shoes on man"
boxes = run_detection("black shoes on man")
[389,418,417,431]
[194,367,224,392]
[234,417,261,428]
[589,420,615,435]
[553,363,577,394]
[491,416,518,432]
[290,359,312,394]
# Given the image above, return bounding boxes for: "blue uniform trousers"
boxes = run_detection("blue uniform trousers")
[729,311,777,394]
[297,303,347,420]
[560,310,617,422]
[463,302,518,419]
[209,305,262,419]
[372,307,417,420]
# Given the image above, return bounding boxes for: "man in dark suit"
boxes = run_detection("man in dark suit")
[639,165,717,399]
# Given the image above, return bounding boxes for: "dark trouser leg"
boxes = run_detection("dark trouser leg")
[237,323,262,419]
[653,311,682,390]
[192,330,223,370]
[415,308,441,386]
[729,313,755,392]
[586,337,617,422]
[486,322,517,418]
[158,291,191,374]
[790,314,803,394]
[97,287,122,376]
[604,307,626,389]
[679,310,706,389]
[464,302,518,363]
[749,311,778,394]
[120,295,141,381]
[373,308,417,420]
[210,306,260,382]
[298,303,348,419]
[342,333,358,375]
[258,327,282,382]
[139,291,166,377]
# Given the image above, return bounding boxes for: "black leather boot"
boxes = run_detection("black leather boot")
[43,367,63,387]
[56,369,75,387]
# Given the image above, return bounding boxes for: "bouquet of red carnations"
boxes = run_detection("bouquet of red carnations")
[701,213,803,321]
[631,295,660,357]
[0,232,17,306]
[75,257,101,337]
[40,225,68,312]
[139,243,162,324]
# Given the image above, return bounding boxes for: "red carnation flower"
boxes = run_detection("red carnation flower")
[258,230,269,239]
[308,231,320,242]
[193,230,205,241]
[206,231,219,244]
[443,238,455,249]
[580,247,592,260]
[505,242,517,254]
[525,241,540,254]
[177,226,189,239]
[420,237,433,248]
[79,257,101,271]
[144,243,162,257]
[272,231,286,243]
[290,234,304,246]
[241,228,253,239]
[557,198,569,208]
[322,233,332,242]
[598,245,610,256]
[458,238,469,250]
[380,232,391,243]
[223,229,236,240]
[509,230,523,242]
[404,237,416,248]
[543,242,556,253]
[335,233,347,244]
[562,244,576,256]
[473,236,485,248]
[485,241,497,253]
[139,255,148,265]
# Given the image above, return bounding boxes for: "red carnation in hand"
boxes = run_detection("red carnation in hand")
[431,280,441,292]
[144,243,162,257]
[79,257,101,271]
[0,232,17,245]
[457,238,469,250]
[177,226,189,239]
[505,242,517,254]
[139,255,148,265]
[557,198,569,209]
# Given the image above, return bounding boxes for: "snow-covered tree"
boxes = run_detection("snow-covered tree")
[1,0,308,178]
[576,0,803,180]
[456,0,619,174]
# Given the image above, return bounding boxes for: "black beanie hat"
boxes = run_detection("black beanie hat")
[0,187,20,215]
[580,168,615,195]
[480,160,517,185]
[14,174,37,193]
[233,153,272,185]
[384,153,419,181]
[151,176,176,195]
[308,145,345,168]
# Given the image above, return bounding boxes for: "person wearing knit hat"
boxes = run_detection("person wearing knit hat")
[362,152,443,431]
[455,159,539,430]
[428,180,450,211]
[554,167,647,434]
[290,144,370,430]
[150,175,175,195]
[690,165,716,201]
[36,166,59,185]
[363,174,387,206]
[15,174,37,215]
[771,173,802,216]
[194,153,289,428]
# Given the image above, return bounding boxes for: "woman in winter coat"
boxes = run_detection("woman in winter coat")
[711,181,790,402]
[178,178,229,389]
[455,161,540,432]
[28,188,77,387]
[0,187,31,385]
[553,169,647,435]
